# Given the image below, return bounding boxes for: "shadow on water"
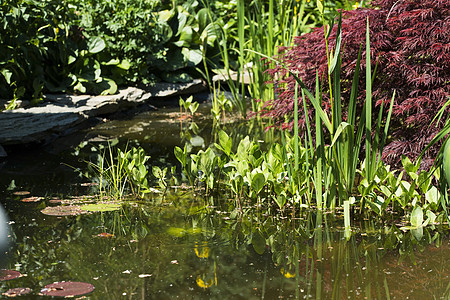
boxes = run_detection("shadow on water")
[0,103,449,299]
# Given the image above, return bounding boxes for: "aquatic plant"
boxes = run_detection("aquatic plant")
[263,0,450,167]
[82,144,152,199]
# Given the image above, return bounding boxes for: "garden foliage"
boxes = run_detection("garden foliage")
[263,0,450,167]
[0,0,216,102]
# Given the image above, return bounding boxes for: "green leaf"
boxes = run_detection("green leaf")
[1,69,13,84]
[443,138,450,187]
[117,60,131,70]
[197,8,209,33]
[179,26,193,44]
[425,186,440,206]
[275,193,286,209]
[426,210,436,224]
[252,229,266,255]
[158,10,173,22]
[410,205,423,228]
[88,37,106,54]
[316,0,324,14]
[251,172,266,195]
[217,130,232,156]
[328,15,342,75]
[174,146,186,167]
[411,227,423,241]
[99,78,117,95]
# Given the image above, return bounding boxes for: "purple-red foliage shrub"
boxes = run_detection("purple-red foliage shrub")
[263,0,450,168]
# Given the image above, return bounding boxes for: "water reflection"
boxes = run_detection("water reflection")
[1,191,448,299]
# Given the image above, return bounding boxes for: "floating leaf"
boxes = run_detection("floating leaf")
[40,281,94,297]
[2,287,31,297]
[80,203,121,212]
[0,270,22,281]
[21,196,42,203]
[13,191,30,196]
[41,206,87,216]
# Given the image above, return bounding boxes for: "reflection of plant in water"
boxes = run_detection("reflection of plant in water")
[194,241,210,259]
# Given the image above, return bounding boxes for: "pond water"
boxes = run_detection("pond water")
[1,104,449,299]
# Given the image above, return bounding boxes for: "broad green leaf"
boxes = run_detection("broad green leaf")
[102,58,120,66]
[411,227,423,241]
[99,78,117,95]
[158,10,173,22]
[181,48,202,66]
[425,186,440,206]
[426,210,436,224]
[1,69,13,84]
[174,146,186,166]
[179,26,193,44]
[252,229,266,255]
[251,172,266,195]
[88,37,106,54]
[410,205,423,228]
[117,60,131,70]
[197,8,209,33]
[275,193,286,209]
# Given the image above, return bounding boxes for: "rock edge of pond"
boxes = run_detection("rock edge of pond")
[0,80,207,156]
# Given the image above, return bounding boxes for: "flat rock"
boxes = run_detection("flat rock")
[0,81,206,148]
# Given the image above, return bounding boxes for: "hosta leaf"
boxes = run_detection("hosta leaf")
[88,36,106,54]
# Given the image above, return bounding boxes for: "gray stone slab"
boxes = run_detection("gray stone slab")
[0,82,206,149]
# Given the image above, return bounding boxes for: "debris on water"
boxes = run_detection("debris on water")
[0,269,22,281]
[39,281,95,297]
[2,287,32,297]
[95,232,114,238]
[80,182,98,187]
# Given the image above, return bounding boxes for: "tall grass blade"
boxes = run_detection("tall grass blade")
[365,16,373,181]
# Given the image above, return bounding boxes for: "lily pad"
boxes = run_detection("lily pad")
[21,196,42,203]
[13,191,30,196]
[40,281,94,297]
[80,203,121,212]
[2,287,31,297]
[0,269,22,281]
[41,206,88,216]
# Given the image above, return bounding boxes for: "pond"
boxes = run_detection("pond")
[1,103,449,299]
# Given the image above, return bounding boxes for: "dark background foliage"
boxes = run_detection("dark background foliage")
[263,0,450,168]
